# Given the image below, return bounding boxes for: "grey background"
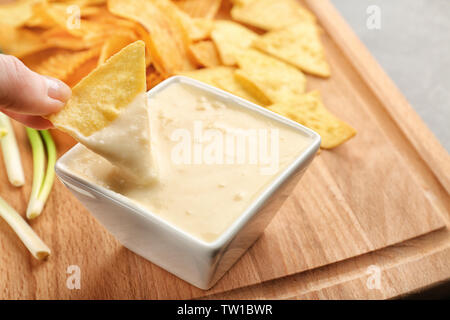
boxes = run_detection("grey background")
[331,0,450,151]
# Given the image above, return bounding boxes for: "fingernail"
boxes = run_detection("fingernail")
[45,77,71,103]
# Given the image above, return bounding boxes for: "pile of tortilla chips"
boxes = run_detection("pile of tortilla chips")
[0,0,356,148]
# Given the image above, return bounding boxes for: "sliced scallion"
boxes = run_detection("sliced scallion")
[0,195,50,260]
[25,128,46,219]
[37,130,56,214]
[26,129,57,219]
[0,113,25,187]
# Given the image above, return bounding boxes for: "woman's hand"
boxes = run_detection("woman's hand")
[0,54,71,129]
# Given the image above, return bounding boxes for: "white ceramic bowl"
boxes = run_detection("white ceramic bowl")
[55,76,321,290]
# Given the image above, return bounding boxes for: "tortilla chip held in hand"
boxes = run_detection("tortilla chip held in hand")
[48,40,156,182]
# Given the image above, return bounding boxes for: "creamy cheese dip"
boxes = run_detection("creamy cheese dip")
[65,82,312,242]
[74,93,156,183]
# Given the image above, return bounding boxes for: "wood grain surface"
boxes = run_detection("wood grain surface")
[0,0,449,299]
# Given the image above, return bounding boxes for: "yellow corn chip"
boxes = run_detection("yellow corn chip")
[298,8,317,24]
[211,20,258,65]
[174,0,222,19]
[254,22,331,77]
[98,35,137,64]
[234,49,306,105]
[178,67,262,105]
[183,17,214,41]
[152,0,212,42]
[158,1,213,42]
[268,91,356,149]
[150,0,191,44]
[147,0,211,63]
[189,41,221,68]
[108,0,195,75]
[48,41,147,137]
[231,0,316,31]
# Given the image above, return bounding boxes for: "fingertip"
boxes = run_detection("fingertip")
[45,76,71,105]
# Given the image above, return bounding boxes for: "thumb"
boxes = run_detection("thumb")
[0,54,71,116]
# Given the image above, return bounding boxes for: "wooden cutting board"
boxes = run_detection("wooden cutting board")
[0,0,449,299]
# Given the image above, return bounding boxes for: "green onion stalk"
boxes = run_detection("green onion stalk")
[0,123,50,259]
[0,195,51,260]
[0,125,52,260]
[0,113,25,187]
[26,128,57,219]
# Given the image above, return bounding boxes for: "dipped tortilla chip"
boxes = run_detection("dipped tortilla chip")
[174,0,222,19]
[189,41,221,68]
[178,67,262,105]
[48,41,146,137]
[231,0,316,31]
[49,40,156,182]
[234,49,306,105]
[268,91,356,149]
[254,22,331,77]
[108,0,195,75]
[211,20,258,66]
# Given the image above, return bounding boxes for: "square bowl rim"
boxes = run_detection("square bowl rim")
[55,75,321,251]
